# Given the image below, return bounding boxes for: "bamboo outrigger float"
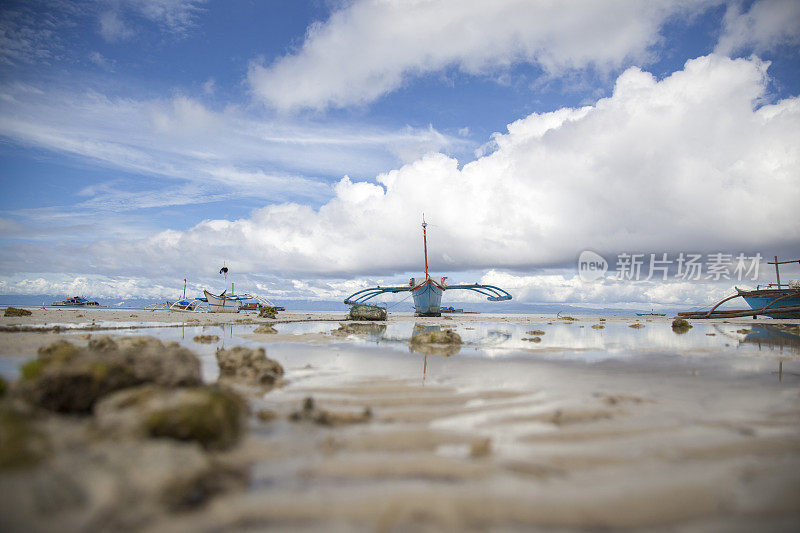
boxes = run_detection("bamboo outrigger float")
[344,218,512,317]
[678,257,800,319]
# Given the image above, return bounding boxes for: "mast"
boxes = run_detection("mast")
[422,215,429,279]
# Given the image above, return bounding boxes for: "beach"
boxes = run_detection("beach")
[1,309,799,531]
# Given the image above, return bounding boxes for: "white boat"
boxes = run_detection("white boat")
[203,290,240,313]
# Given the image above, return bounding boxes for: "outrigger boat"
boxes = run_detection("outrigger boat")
[200,266,279,313]
[52,296,100,307]
[344,218,512,317]
[679,257,800,319]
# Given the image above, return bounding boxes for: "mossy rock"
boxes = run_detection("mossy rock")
[591,324,605,329]
[410,329,462,345]
[671,318,693,334]
[258,307,278,319]
[192,335,219,344]
[349,304,387,321]
[331,323,386,337]
[559,316,577,321]
[253,325,278,334]
[629,323,646,329]
[526,330,545,335]
[0,404,48,470]
[145,386,246,451]
[216,346,284,388]
[4,307,32,317]
[17,337,202,414]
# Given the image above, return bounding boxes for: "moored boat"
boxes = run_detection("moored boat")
[344,217,512,316]
[52,296,100,307]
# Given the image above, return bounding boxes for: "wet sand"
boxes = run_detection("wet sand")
[1,309,799,531]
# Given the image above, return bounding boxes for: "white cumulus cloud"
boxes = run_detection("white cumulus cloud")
[715,0,800,55]
[106,54,799,283]
[248,0,717,111]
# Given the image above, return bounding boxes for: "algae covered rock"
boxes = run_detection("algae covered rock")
[258,306,278,319]
[331,322,387,337]
[410,329,462,345]
[0,376,6,399]
[95,384,247,451]
[253,324,277,334]
[349,304,387,321]
[216,346,283,388]
[0,403,49,470]
[629,323,646,329]
[17,336,202,414]
[671,318,693,334]
[4,307,31,317]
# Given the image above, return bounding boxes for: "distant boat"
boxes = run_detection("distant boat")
[201,266,280,313]
[344,217,512,317]
[52,296,100,307]
[636,311,665,316]
[679,257,800,319]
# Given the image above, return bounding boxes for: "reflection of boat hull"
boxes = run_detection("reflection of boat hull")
[204,290,239,313]
[412,281,443,316]
[738,288,800,319]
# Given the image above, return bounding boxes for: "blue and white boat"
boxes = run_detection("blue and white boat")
[679,257,800,319]
[344,218,512,317]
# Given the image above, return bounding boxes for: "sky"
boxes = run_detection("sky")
[0,0,799,309]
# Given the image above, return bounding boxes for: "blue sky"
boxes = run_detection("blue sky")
[0,0,799,307]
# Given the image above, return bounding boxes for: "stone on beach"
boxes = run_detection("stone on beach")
[331,322,387,337]
[193,334,219,344]
[410,329,462,345]
[16,336,202,414]
[253,324,278,334]
[289,396,372,426]
[349,304,387,321]
[94,384,247,451]
[216,346,283,389]
[671,318,693,333]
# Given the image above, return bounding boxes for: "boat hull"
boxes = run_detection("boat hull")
[412,281,443,316]
[738,289,800,319]
[204,290,239,313]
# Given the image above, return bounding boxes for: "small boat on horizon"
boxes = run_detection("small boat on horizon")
[52,296,100,307]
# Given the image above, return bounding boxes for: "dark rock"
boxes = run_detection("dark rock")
[526,330,545,335]
[216,346,284,389]
[629,323,645,329]
[348,304,387,321]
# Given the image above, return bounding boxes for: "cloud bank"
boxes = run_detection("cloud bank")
[77,54,799,284]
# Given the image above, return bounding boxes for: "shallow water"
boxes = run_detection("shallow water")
[2,315,799,530]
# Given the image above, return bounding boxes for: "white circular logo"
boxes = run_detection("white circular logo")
[578,250,608,282]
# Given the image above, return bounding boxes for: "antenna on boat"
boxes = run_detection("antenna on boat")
[422,214,429,279]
